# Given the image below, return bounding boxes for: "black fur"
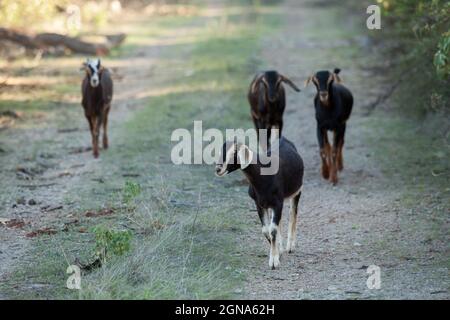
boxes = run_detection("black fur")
[248,71,300,146]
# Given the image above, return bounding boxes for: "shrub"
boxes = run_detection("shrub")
[93,226,133,262]
[122,181,141,205]
[379,0,450,112]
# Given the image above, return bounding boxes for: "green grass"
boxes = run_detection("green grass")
[0,3,282,299]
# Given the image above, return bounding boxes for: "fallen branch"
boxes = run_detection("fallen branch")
[0,27,126,56]
[362,80,402,116]
[75,257,102,273]
[18,183,57,189]
[0,28,40,49]
[362,67,417,116]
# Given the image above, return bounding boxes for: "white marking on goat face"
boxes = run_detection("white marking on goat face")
[87,59,101,88]
[237,145,253,170]
[215,142,236,177]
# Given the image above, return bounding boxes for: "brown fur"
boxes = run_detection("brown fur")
[81,66,113,158]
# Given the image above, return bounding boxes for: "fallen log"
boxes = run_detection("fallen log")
[0,28,40,49]
[0,27,126,56]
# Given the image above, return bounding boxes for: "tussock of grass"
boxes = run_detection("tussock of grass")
[81,212,237,299]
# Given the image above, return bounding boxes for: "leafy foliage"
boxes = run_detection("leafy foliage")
[434,32,450,79]
[379,0,450,112]
[122,181,141,205]
[93,226,133,262]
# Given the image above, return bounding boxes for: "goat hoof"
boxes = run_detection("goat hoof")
[269,256,280,269]
[321,169,329,179]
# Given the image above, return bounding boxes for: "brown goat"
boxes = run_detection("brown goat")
[247,70,300,147]
[81,58,113,158]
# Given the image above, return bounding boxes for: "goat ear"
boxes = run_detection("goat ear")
[97,59,101,68]
[280,75,300,92]
[304,75,313,87]
[237,145,253,170]
[332,73,342,83]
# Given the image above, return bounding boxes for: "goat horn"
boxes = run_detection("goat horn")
[304,75,313,87]
[280,75,301,92]
[250,74,264,94]
[332,72,342,83]
[251,109,260,120]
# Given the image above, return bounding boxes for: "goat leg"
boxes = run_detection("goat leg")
[86,115,98,158]
[287,191,301,253]
[268,206,282,269]
[91,116,100,158]
[337,124,346,171]
[337,141,344,171]
[330,147,338,185]
[257,206,271,244]
[278,221,284,255]
[330,129,343,185]
[317,127,330,180]
[102,105,110,149]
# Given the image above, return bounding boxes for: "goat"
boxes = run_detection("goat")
[81,58,113,158]
[215,136,304,269]
[304,68,353,185]
[247,71,300,147]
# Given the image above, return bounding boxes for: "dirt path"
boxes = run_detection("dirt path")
[242,0,449,299]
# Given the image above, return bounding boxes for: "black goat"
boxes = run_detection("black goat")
[248,71,300,147]
[215,137,304,269]
[305,68,353,185]
[81,58,113,158]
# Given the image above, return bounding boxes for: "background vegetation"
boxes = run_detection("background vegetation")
[377,0,450,114]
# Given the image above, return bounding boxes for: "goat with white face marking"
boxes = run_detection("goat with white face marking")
[81,58,113,158]
[305,68,353,185]
[248,71,300,147]
[215,137,304,269]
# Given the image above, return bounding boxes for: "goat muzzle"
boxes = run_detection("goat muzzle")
[215,165,227,177]
[319,91,329,103]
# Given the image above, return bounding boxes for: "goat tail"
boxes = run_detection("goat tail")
[333,68,341,74]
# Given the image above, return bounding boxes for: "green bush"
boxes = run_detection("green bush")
[93,226,133,262]
[122,181,141,205]
[434,32,450,79]
[379,0,450,112]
